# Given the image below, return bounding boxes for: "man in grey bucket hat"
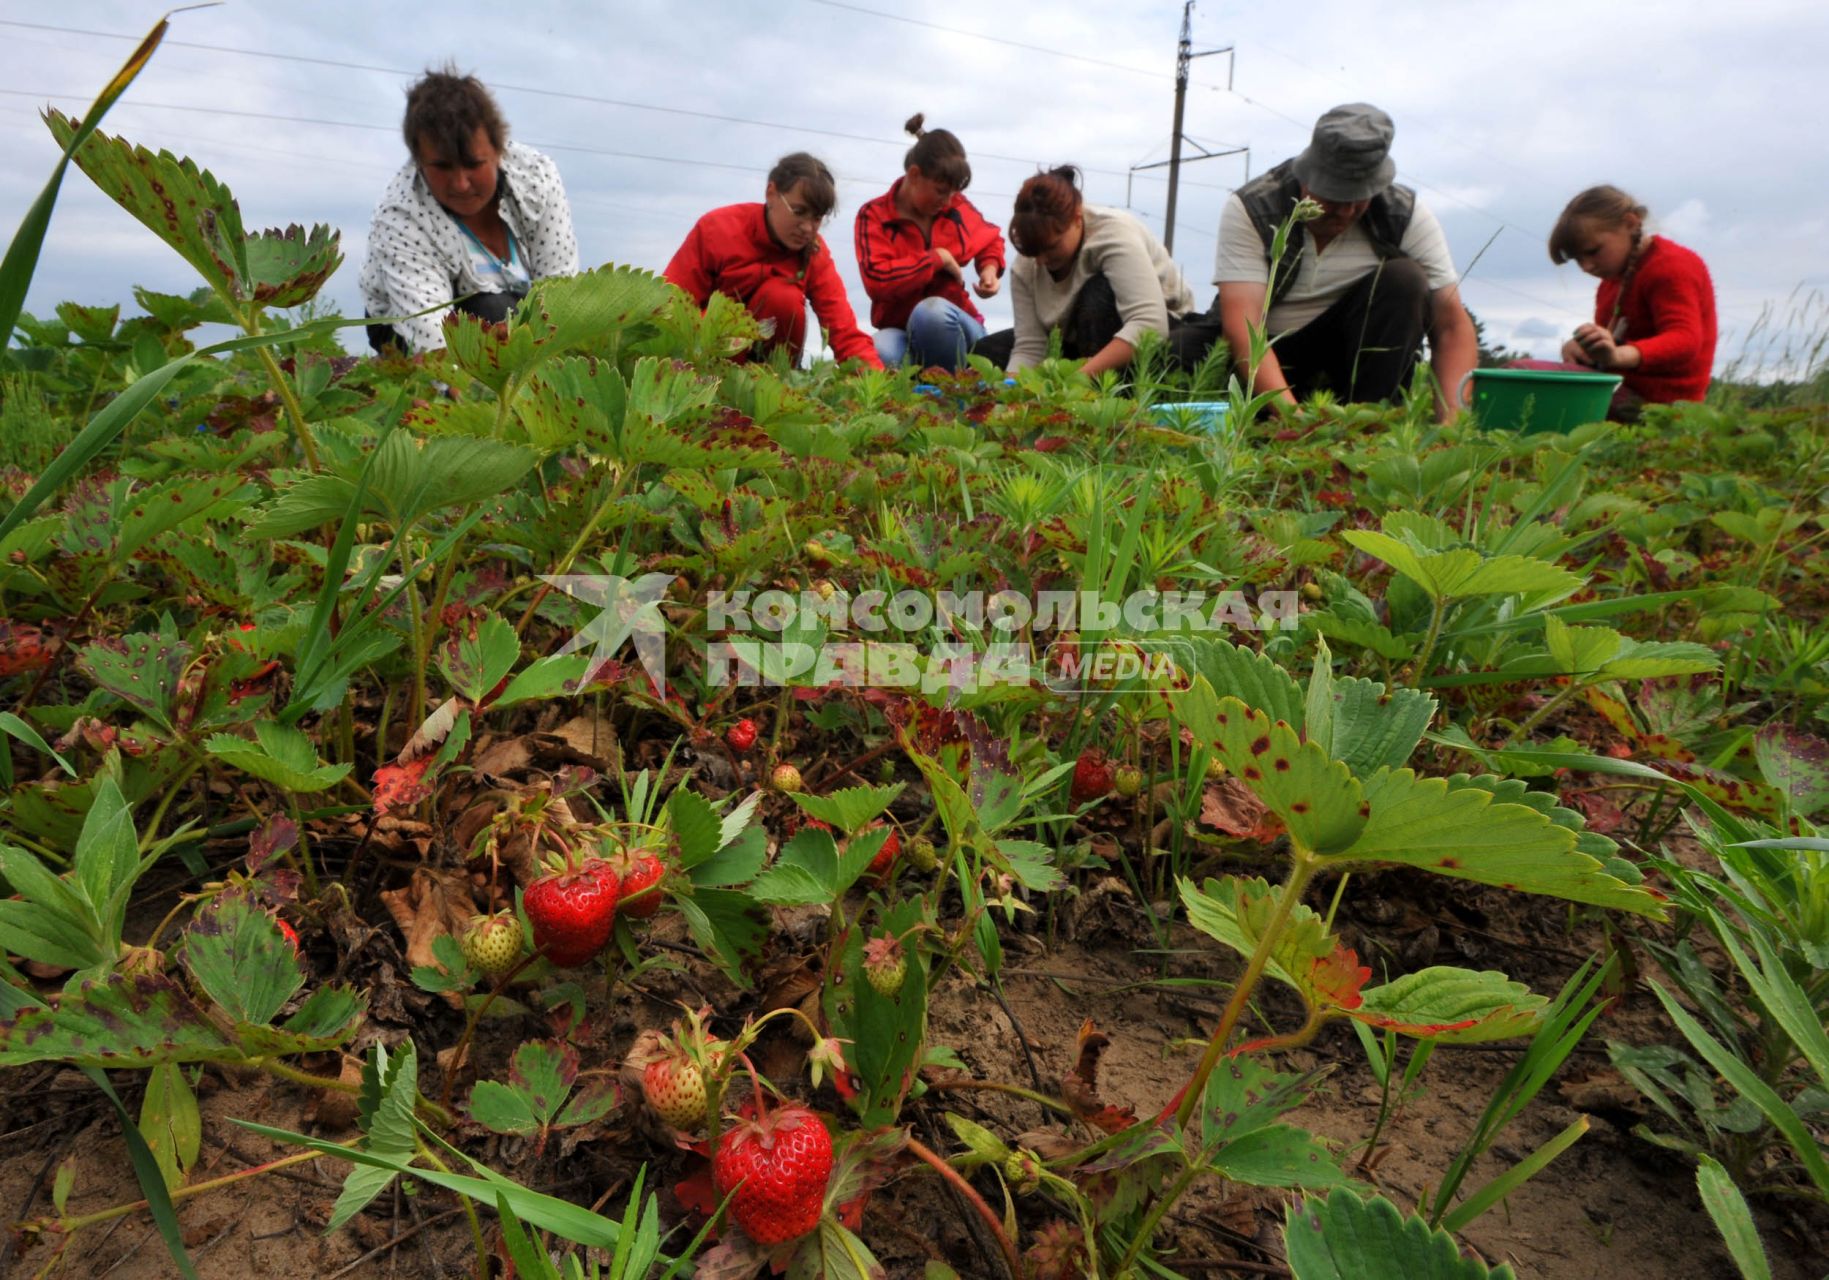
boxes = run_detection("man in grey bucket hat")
[1213,103,1476,420]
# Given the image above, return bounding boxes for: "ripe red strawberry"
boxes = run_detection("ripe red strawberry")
[864,823,900,878]
[861,934,906,996]
[274,917,301,956]
[617,850,666,920]
[641,1051,707,1130]
[1069,750,1114,806]
[712,1105,833,1246]
[726,718,759,754]
[524,859,619,967]
[459,912,523,977]
[771,763,804,793]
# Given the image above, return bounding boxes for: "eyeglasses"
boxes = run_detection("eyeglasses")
[773,191,828,229]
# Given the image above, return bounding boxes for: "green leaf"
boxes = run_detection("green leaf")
[1339,766,1666,917]
[437,611,520,705]
[1185,636,1306,726]
[330,1039,419,1232]
[719,790,764,852]
[242,474,360,539]
[668,787,726,865]
[0,842,109,969]
[491,653,591,708]
[204,721,352,793]
[792,784,904,835]
[1353,968,1546,1044]
[1327,676,1436,778]
[0,974,234,1067]
[469,1040,577,1136]
[367,431,542,526]
[0,711,77,777]
[1306,612,1419,662]
[1752,725,1829,818]
[180,895,302,1026]
[1174,682,1367,854]
[1696,1155,1772,1280]
[788,1217,886,1280]
[688,824,768,888]
[113,474,254,565]
[1211,1124,1354,1189]
[240,223,343,308]
[1344,531,1581,604]
[824,900,927,1127]
[75,628,189,731]
[1284,1188,1517,1280]
[518,354,629,453]
[139,1062,200,1192]
[675,888,768,989]
[1647,981,1829,1198]
[1181,875,1339,999]
[73,777,139,936]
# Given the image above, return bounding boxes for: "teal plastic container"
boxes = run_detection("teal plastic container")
[1152,400,1230,435]
[1463,368,1621,434]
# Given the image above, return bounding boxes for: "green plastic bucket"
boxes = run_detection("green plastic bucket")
[1462,368,1622,434]
[1152,400,1230,436]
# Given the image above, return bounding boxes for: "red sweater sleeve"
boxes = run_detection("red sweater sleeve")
[959,197,1006,273]
[663,220,714,306]
[854,205,942,314]
[804,245,884,368]
[1630,258,1710,375]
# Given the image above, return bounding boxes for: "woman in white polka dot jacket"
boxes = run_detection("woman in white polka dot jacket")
[358,68,579,353]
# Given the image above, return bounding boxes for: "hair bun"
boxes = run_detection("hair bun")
[904,112,926,138]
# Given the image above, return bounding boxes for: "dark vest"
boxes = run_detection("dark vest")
[1235,159,1417,307]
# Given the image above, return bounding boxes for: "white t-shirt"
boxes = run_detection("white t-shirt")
[1213,192,1457,333]
[359,142,579,352]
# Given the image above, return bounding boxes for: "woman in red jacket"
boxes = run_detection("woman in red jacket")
[664,153,882,368]
[854,115,1006,370]
[1548,185,1716,410]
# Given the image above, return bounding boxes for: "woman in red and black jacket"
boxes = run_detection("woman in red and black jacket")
[664,152,882,368]
[853,115,1006,370]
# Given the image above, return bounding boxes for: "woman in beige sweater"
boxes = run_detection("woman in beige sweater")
[974,166,1218,376]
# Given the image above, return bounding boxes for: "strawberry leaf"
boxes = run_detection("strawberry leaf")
[1337,766,1667,917]
[1284,1187,1517,1279]
[1351,967,1547,1043]
[205,721,352,793]
[436,611,519,705]
[791,783,903,835]
[180,895,302,1027]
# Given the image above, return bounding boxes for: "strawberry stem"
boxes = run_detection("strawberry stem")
[906,1135,1023,1280]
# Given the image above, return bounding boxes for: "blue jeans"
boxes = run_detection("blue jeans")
[874,296,987,371]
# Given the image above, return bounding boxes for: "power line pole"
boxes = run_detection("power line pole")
[1148,0,1242,252]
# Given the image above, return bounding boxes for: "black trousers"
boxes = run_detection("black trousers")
[1270,256,1430,403]
[972,274,1222,371]
[366,288,521,355]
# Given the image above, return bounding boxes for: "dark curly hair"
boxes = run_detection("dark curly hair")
[403,66,507,165]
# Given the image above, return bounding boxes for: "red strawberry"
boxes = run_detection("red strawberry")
[712,1104,833,1246]
[864,823,900,878]
[275,917,301,956]
[642,1051,707,1130]
[524,859,619,967]
[726,718,759,754]
[617,850,666,920]
[1070,750,1114,806]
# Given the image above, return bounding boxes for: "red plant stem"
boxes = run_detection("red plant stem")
[905,1136,1023,1280]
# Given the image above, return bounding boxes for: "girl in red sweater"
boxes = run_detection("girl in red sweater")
[1548,185,1716,408]
[854,115,1005,370]
[664,152,882,368]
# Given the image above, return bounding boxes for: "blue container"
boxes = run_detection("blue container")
[1152,400,1230,435]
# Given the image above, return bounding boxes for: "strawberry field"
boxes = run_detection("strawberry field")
[3,34,1829,1280]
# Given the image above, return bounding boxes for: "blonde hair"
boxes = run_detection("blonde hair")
[1548,185,1647,264]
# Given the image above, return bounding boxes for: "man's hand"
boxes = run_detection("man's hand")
[973,263,1001,299]
[934,247,964,281]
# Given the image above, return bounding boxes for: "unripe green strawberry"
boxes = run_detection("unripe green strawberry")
[459,912,523,977]
[906,835,939,873]
[1206,756,1229,781]
[712,1105,833,1246]
[862,934,907,997]
[641,1051,708,1130]
[1113,765,1143,798]
[725,718,759,754]
[1003,1147,1043,1193]
[771,763,803,793]
[1301,581,1325,603]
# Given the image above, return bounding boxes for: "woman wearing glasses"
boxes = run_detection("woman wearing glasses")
[853,114,1006,370]
[664,153,883,368]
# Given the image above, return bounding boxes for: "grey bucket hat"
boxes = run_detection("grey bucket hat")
[1292,103,1397,202]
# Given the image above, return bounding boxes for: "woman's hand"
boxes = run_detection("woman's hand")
[1562,336,1596,366]
[973,263,1002,299]
[934,247,964,281]
[1572,323,1641,371]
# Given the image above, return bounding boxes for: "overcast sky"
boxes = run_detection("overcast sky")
[3,0,1825,373]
